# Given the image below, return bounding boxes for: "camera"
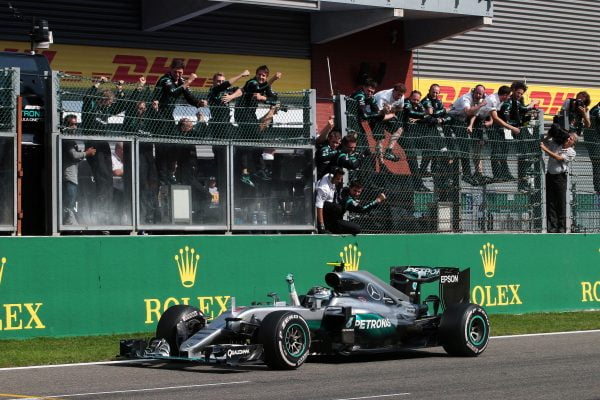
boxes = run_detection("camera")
[568,98,584,113]
[546,123,570,145]
[265,100,288,112]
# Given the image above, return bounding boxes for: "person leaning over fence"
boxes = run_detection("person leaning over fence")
[232,65,281,187]
[401,90,429,192]
[329,179,387,235]
[232,65,281,138]
[350,79,397,153]
[82,77,127,225]
[448,84,488,185]
[420,83,452,176]
[584,101,600,194]
[153,58,207,136]
[372,82,407,162]
[540,130,577,233]
[315,166,344,234]
[316,129,342,179]
[478,85,520,183]
[207,69,250,138]
[61,115,96,225]
[499,81,541,192]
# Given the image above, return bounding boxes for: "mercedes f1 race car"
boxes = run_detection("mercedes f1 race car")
[120,263,490,370]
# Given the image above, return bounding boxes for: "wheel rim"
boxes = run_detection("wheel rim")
[284,323,307,357]
[468,315,487,346]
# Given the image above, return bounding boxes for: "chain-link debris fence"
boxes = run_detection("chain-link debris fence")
[0,68,16,228]
[571,119,600,233]
[0,68,16,133]
[344,97,545,234]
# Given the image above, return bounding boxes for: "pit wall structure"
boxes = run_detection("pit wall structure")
[0,234,599,339]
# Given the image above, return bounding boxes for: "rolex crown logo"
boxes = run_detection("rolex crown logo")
[0,257,6,286]
[174,246,200,288]
[340,244,361,271]
[480,242,498,278]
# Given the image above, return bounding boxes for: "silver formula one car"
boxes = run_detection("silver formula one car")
[120,263,489,369]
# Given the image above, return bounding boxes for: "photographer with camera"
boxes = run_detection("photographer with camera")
[498,81,540,190]
[540,129,578,233]
[555,91,591,135]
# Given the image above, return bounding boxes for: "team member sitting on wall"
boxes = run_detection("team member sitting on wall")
[333,180,386,235]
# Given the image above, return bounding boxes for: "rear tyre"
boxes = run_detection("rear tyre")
[156,305,205,356]
[258,311,311,370]
[439,303,489,357]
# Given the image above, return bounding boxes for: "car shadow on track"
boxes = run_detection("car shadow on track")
[109,348,447,374]
[307,348,444,365]
[110,360,269,374]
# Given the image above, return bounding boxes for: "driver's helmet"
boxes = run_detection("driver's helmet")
[307,286,332,300]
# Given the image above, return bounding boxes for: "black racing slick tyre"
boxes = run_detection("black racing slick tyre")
[258,311,311,370]
[156,305,205,356]
[439,303,490,357]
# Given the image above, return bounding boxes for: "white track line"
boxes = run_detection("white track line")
[2,381,250,400]
[492,328,600,339]
[332,394,410,400]
[0,359,151,372]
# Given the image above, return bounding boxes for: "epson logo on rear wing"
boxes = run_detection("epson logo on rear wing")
[440,274,459,284]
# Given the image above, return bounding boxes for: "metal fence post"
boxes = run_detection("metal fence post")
[335,94,347,136]
[11,68,20,235]
[49,70,61,235]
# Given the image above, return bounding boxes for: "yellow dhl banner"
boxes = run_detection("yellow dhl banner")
[1,41,310,91]
[414,78,600,118]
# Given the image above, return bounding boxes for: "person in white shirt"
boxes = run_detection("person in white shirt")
[448,84,488,184]
[111,142,126,224]
[478,85,520,182]
[540,131,577,233]
[374,83,406,111]
[315,167,344,233]
[372,82,407,162]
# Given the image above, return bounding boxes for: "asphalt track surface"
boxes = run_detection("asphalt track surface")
[1,331,600,400]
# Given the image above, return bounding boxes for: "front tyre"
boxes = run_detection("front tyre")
[258,311,311,370]
[156,305,205,356]
[439,303,490,357]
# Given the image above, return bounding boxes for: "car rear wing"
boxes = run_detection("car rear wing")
[389,266,470,311]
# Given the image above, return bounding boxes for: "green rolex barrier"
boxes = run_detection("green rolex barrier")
[1,234,599,339]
